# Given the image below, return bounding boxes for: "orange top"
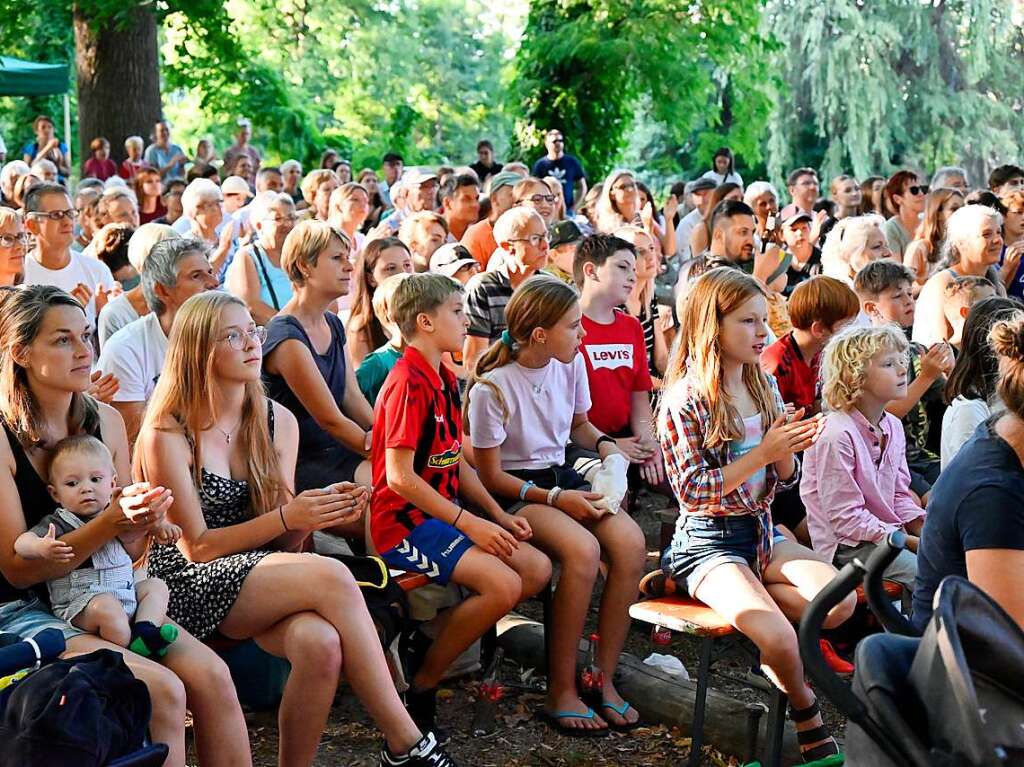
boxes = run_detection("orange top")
[462,219,498,269]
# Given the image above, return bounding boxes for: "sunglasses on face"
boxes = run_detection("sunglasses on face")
[28,209,77,222]
[907,185,929,196]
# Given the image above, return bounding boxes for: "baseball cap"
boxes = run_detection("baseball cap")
[686,177,717,195]
[486,171,521,195]
[405,169,438,187]
[430,243,479,278]
[548,220,583,249]
[222,176,253,197]
[781,211,813,228]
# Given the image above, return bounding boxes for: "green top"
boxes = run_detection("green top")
[357,343,403,406]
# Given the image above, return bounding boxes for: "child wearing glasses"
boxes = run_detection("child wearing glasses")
[15,435,181,657]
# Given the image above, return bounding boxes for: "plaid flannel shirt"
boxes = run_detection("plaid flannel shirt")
[658,370,799,576]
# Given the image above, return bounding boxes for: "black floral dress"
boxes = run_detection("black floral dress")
[148,411,276,640]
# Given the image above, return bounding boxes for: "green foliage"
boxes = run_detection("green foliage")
[511,0,779,181]
[764,0,1024,187]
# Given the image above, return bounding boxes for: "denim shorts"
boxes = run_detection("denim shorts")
[0,597,83,641]
[661,514,782,597]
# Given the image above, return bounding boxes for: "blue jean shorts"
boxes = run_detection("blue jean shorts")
[380,518,474,586]
[662,515,782,598]
[0,597,83,641]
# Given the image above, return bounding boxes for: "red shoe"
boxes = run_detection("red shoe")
[819,639,854,676]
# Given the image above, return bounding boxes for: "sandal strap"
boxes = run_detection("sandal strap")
[801,739,840,762]
[795,724,831,746]
[788,699,820,723]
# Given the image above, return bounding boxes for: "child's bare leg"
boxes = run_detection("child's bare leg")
[72,592,131,647]
[590,511,646,725]
[134,577,170,625]
[412,548,522,690]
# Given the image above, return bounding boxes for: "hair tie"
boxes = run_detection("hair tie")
[501,329,515,349]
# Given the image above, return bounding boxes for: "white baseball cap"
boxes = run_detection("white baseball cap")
[222,176,253,197]
[429,243,478,278]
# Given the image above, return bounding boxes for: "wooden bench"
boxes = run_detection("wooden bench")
[629,596,787,767]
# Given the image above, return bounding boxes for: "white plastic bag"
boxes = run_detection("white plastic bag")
[591,453,629,513]
[643,653,690,680]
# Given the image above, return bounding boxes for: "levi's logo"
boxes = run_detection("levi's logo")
[586,343,633,370]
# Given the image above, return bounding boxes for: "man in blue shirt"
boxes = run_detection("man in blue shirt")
[144,121,188,181]
[531,129,587,213]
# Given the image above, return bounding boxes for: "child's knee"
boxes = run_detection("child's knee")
[136,577,169,601]
[563,534,601,579]
[824,592,857,628]
[756,620,799,665]
[520,551,552,597]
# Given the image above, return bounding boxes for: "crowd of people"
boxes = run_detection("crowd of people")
[0,112,1023,767]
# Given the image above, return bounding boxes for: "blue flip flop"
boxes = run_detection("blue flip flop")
[601,700,642,732]
[538,706,610,738]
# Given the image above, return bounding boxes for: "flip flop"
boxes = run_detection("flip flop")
[537,706,610,738]
[600,700,642,732]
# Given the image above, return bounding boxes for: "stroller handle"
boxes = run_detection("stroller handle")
[798,561,867,719]
[862,532,918,636]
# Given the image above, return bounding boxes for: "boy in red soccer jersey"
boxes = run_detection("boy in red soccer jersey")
[369,273,551,740]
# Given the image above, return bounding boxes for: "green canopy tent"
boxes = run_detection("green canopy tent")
[0,56,72,168]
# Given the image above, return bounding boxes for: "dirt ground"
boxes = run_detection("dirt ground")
[199,490,851,767]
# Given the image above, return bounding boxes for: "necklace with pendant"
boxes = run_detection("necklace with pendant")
[214,419,242,444]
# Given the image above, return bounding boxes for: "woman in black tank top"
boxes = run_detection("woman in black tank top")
[0,285,252,766]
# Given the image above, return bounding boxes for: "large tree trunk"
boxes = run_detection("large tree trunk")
[73,5,163,169]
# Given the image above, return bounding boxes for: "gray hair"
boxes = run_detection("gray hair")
[128,223,179,272]
[743,181,779,207]
[1,161,30,199]
[931,166,969,189]
[30,159,58,179]
[941,204,1002,267]
[180,178,222,219]
[280,159,302,175]
[124,136,144,153]
[250,191,294,224]
[493,206,544,243]
[142,237,208,315]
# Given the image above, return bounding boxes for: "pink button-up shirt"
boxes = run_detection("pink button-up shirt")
[800,408,924,562]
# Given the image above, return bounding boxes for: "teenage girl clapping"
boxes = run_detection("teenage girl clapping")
[657,267,856,763]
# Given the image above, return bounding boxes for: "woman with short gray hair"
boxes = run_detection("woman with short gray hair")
[179,178,235,278]
[225,191,296,323]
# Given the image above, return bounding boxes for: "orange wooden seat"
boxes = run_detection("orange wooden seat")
[854,579,903,605]
[629,596,736,638]
[392,571,432,592]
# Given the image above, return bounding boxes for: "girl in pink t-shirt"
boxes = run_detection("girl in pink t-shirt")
[467,275,645,736]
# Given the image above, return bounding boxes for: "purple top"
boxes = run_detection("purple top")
[801,408,924,562]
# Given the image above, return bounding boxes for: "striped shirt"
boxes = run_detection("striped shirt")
[465,265,513,342]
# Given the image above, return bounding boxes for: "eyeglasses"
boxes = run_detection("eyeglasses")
[549,138,565,144]
[524,194,556,205]
[0,233,30,247]
[907,185,930,196]
[27,209,77,222]
[197,199,223,210]
[219,326,267,350]
[509,233,549,247]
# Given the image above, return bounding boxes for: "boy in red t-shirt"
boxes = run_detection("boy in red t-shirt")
[574,234,663,486]
[761,275,860,414]
[370,272,550,740]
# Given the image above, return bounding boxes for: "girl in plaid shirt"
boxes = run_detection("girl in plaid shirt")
[656,267,855,763]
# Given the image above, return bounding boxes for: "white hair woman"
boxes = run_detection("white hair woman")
[912,204,1007,346]
[821,214,892,286]
[0,160,30,204]
[225,191,296,323]
[744,181,780,247]
[180,178,235,277]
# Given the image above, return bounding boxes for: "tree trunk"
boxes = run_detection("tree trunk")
[73,5,163,169]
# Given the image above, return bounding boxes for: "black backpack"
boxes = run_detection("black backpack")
[0,648,151,767]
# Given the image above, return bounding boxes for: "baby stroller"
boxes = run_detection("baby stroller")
[798,532,1024,766]
[0,628,168,767]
